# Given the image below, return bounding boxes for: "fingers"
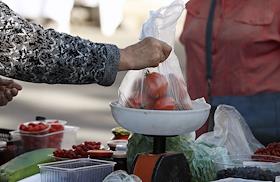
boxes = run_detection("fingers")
[118,37,173,71]
[145,37,172,62]
[0,88,19,106]
[0,78,22,107]
[0,91,8,106]
[0,77,13,86]
[10,82,22,90]
[4,89,13,101]
[161,42,172,58]
[10,88,19,96]
[159,52,166,64]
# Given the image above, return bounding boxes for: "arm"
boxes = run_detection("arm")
[0,2,119,86]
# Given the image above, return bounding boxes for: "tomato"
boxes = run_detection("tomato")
[127,91,155,109]
[19,124,28,131]
[144,72,168,99]
[154,97,177,110]
[28,123,36,127]
[19,122,49,132]
[168,74,192,110]
[49,124,64,133]
[127,94,142,109]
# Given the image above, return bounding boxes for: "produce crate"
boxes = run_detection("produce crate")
[0,128,13,142]
[39,158,116,182]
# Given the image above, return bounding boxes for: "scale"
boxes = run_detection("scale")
[110,99,211,182]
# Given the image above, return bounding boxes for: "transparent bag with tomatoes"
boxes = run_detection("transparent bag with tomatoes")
[118,0,192,110]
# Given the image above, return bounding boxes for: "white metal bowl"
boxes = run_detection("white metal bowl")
[110,99,211,136]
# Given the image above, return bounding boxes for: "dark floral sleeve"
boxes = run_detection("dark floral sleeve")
[0,1,120,86]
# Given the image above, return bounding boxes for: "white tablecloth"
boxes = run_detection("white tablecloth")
[18,174,41,182]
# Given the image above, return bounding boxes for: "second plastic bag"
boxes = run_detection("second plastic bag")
[118,0,192,111]
[196,105,264,155]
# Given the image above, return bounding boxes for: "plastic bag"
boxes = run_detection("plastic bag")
[127,133,228,182]
[118,0,192,110]
[103,170,142,182]
[196,105,264,155]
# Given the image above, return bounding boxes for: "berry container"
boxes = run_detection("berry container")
[11,125,79,152]
[39,158,116,182]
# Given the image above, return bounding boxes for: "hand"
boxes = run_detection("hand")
[118,37,172,71]
[0,77,22,106]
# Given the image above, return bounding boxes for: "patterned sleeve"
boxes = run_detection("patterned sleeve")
[0,1,120,86]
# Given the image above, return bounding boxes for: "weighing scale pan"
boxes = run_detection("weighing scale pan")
[110,99,211,136]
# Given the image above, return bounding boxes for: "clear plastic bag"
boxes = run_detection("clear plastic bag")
[103,170,142,182]
[196,105,264,155]
[118,0,192,110]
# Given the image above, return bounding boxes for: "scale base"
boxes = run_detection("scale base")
[132,152,191,182]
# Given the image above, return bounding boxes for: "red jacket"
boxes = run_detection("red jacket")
[180,0,280,100]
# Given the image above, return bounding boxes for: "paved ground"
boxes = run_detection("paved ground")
[0,0,187,144]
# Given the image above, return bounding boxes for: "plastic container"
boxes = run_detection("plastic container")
[0,128,13,142]
[11,126,79,152]
[213,154,280,181]
[88,150,113,159]
[107,139,128,151]
[0,141,9,165]
[39,158,116,182]
[113,151,127,171]
[45,119,67,126]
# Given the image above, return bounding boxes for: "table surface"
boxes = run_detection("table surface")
[18,174,40,182]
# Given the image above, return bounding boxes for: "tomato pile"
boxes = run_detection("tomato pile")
[53,141,101,159]
[254,142,280,158]
[48,120,64,133]
[47,120,65,148]
[19,120,65,151]
[19,122,49,133]
[126,71,191,110]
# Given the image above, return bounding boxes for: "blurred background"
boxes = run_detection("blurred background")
[0,0,187,144]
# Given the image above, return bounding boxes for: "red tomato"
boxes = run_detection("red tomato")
[127,91,155,109]
[144,72,168,99]
[127,94,142,109]
[49,124,64,133]
[154,97,177,110]
[19,122,49,132]
[28,123,36,127]
[19,124,28,131]
[33,126,41,131]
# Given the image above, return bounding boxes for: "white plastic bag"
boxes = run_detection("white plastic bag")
[103,170,142,182]
[118,0,192,111]
[196,105,264,155]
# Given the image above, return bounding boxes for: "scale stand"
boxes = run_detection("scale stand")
[132,135,192,182]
